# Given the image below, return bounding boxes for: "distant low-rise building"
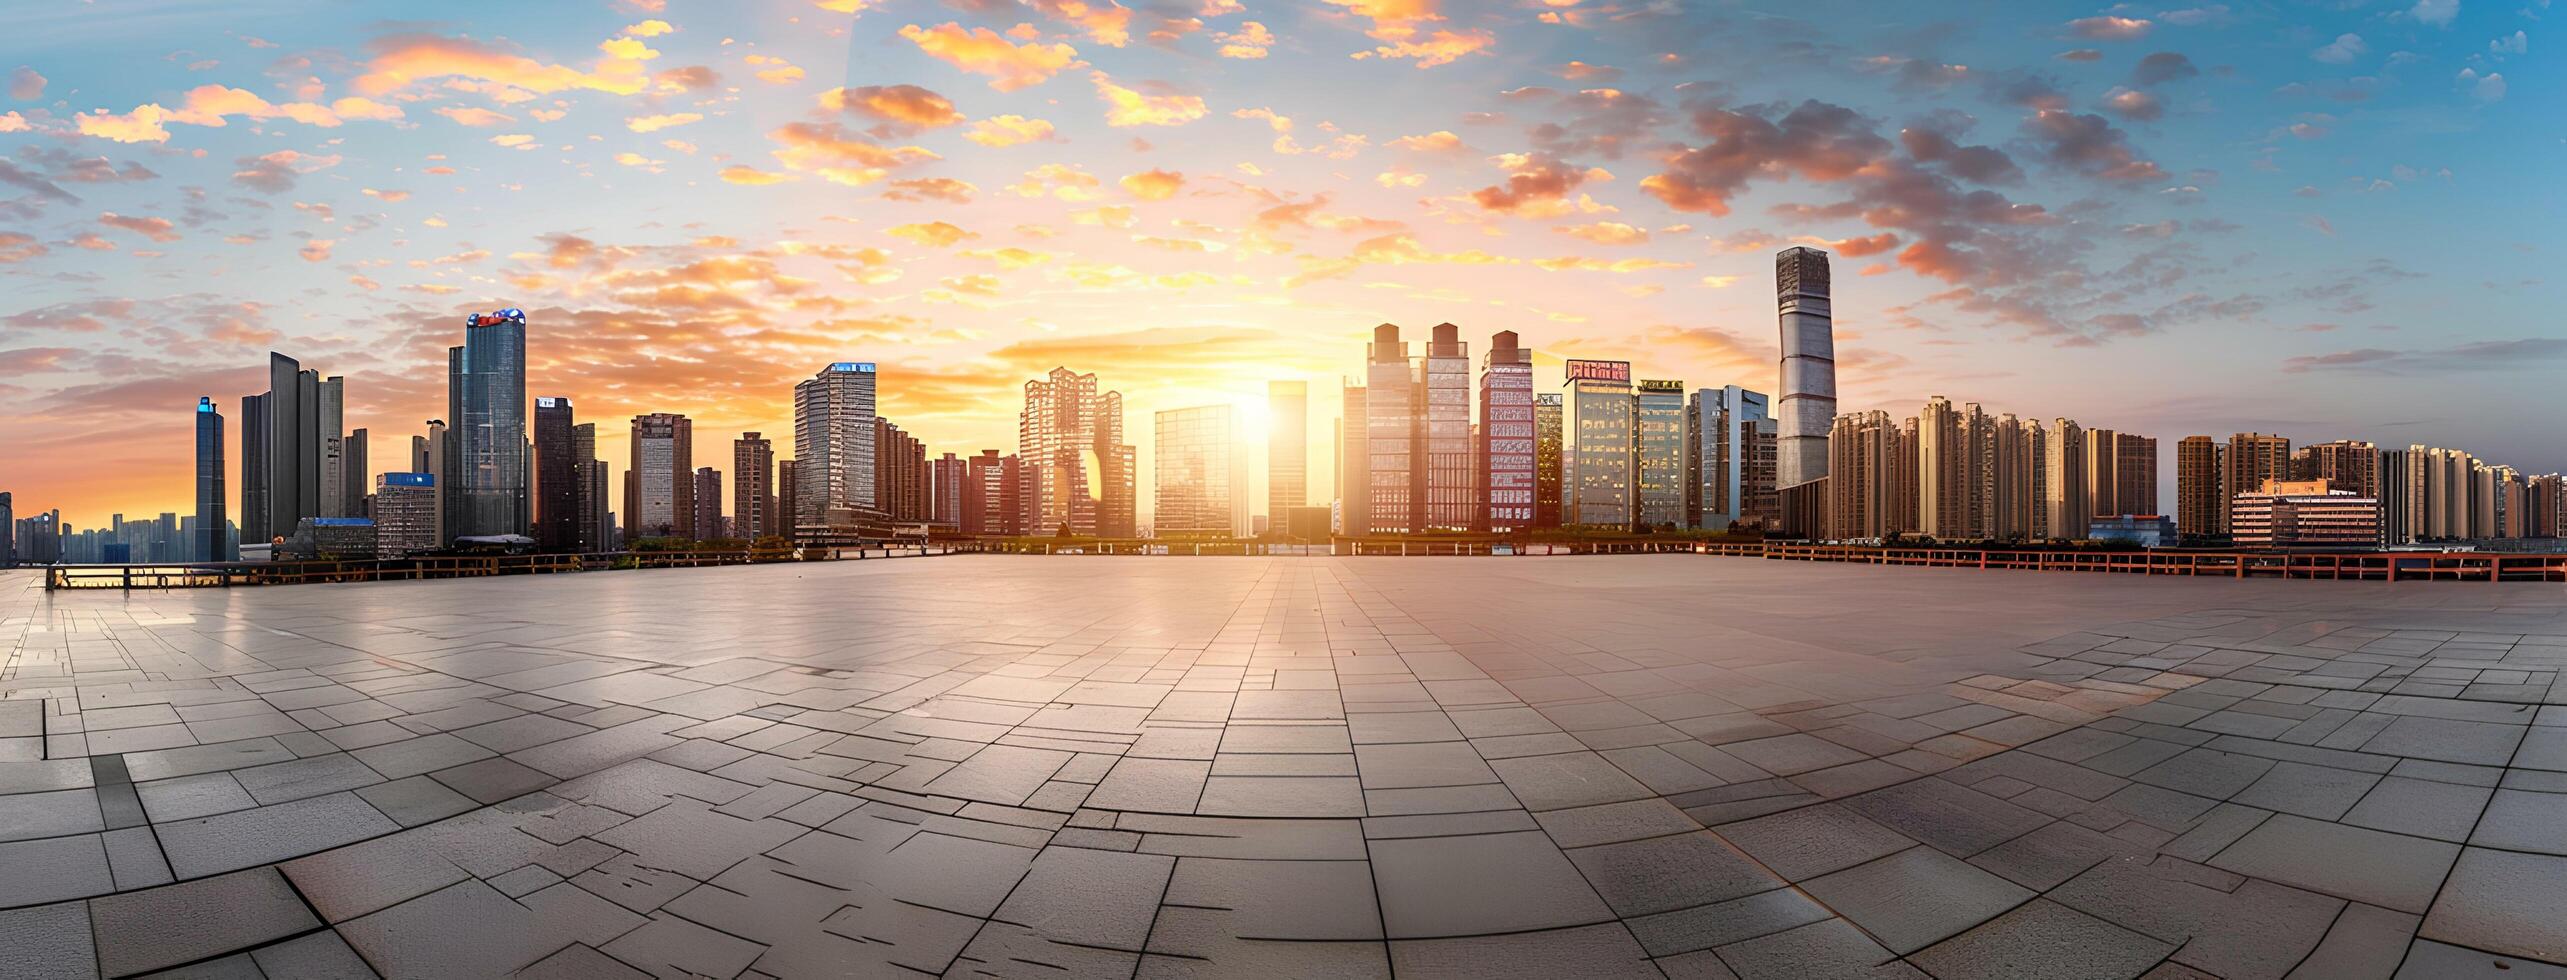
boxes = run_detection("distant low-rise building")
[374,473,439,556]
[2091,515,2178,548]
[2231,480,2380,549]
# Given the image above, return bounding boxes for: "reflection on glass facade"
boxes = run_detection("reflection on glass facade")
[1480,332,1535,531]
[1563,360,1634,528]
[795,362,878,529]
[1636,379,1685,529]
[447,310,529,538]
[1534,393,1563,529]
[1154,404,1242,537]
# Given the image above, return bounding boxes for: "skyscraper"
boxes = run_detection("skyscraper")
[342,429,369,519]
[1775,246,1835,492]
[1636,379,1686,529]
[1683,387,1766,531]
[929,452,967,528]
[777,459,798,538]
[1418,323,1473,532]
[2297,440,2380,499]
[194,397,230,562]
[247,352,337,546]
[2225,433,2291,525]
[735,432,777,540]
[572,422,607,552]
[1479,331,1535,532]
[2044,418,2089,540]
[626,412,693,540]
[1364,324,1414,534]
[446,309,530,539]
[1019,367,1133,537]
[1993,414,2035,540]
[1267,380,1307,524]
[876,418,928,523]
[1824,410,1898,540]
[1338,382,1369,534]
[1155,404,1245,537]
[533,397,578,551]
[1918,396,1964,539]
[412,420,447,547]
[1562,359,1636,528]
[315,374,345,518]
[2176,436,2224,540]
[964,451,1024,536]
[795,362,879,531]
[1533,393,1563,529]
[0,492,13,567]
[692,467,724,540]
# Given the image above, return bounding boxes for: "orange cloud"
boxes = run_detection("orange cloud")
[764,121,938,185]
[1029,0,1133,46]
[1555,221,1647,245]
[75,86,405,143]
[897,22,1081,91]
[883,176,978,202]
[626,112,703,132]
[1092,72,1206,127]
[889,220,975,247]
[299,238,336,262]
[966,114,1056,147]
[1216,21,1274,59]
[1323,0,1491,68]
[354,33,653,98]
[824,84,964,135]
[1119,168,1184,200]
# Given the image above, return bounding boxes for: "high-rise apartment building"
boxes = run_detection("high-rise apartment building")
[1685,385,1771,531]
[411,420,448,547]
[1267,380,1308,523]
[1562,359,1636,528]
[626,413,693,540]
[876,418,929,524]
[194,397,231,562]
[2044,418,2089,540]
[1918,396,1964,539]
[777,460,798,539]
[964,451,1025,536]
[929,453,967,528]
[2083,427,2120,520]
[2224,433,2291,528]
[1019,367,1134,537]
[1155,405,1247,537]
[446,309,530,539]
[692,467,724,540]
[2295,440,2380,499]
[1533,393,1563,529]
[796,362,879,531]
[1824,410,1901,540]
[1417,323,1473,532]
[1479,332,1536,532]
[1776,246,1835,496]
[734,433,778,540]
[2116,433,2157,517]
[1636,379,1686,529]
[533,397,578,551]
[2175,436,2224,540]
[1991,414,2035,540]
[1364,324,1415,534]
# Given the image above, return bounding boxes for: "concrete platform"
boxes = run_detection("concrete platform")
[3,556,2563,978]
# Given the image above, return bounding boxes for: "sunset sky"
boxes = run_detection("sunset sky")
[2,0,2560,530]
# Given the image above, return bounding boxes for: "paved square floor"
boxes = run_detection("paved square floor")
[4,555,2566,978]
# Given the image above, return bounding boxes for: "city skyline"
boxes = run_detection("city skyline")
[5,1,2564,528]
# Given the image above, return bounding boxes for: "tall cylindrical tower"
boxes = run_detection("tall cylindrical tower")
[1775,246,1835,490]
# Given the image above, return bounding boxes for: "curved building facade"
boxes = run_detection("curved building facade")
[1775,246,1835,491]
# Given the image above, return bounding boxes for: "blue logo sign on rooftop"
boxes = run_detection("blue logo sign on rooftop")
[830,362,877,373]
[382,472,435,488]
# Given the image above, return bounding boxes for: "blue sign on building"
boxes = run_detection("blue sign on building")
[829,362,877,373]
[382,472,435,488]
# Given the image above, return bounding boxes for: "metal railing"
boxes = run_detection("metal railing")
[43,544,963,590]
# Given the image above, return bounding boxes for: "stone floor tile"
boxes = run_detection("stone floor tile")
[1802,846,2034,954]
[1910,898,2174,980]
[87,869,318,977]
[1711,918,1928,980]
[2420,847,2567,963]
[1567,831,1786,917]
[1713,802,1915,881]
[1369,830,1612,938]
[2209,814,2460,914]
[1390,923,1664,979]
[0,901,97,980]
